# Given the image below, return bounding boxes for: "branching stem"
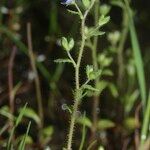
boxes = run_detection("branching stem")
[67,1,97,149]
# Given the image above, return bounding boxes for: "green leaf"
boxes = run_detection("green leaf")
[102,69,113,76]
[83,84,99,92]
[124,0,146,108]
[16,103,27,127]
[123,117,139,130]
[86,65,102,80]
[82,0,90,8]
[7,128,15,150]
[77,116,92,128]
[97,119,115,130]
[19,107,40,125]
[68,38,74,50]
[17,135,33,145]
[79,112,87,150]
[18,121,31,150]
[40,126,54,145]
[7,104,27,150]
[61,37,69,51]
[90,31,105,37]
[125,90,139,114]
[86,27,105,38]
[41,126,54,137]
[54,58,72,64]
[108,83,119,98]
[98,15,110,27]
[87,140,97,150]
[0,106,14,120]
[97,53,113,67]
[111,1,124,9]
[141,90,150,145]
[100,4,111,16]
[127,60,136,76]
[86,65,93,78]
[61,37,74,51]
[11,82,22,99]
[90,69,102,80]
[96,80,108,94]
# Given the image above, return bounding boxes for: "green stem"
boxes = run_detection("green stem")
[67,51,76,68]
[79,113,86,150]
[117,8,129,89]
[74,2,83,18]
[140,90,150,148]
[67,18,85,150]
[124,0,146,109]
[67,1,96,149]
[91,0,100,137]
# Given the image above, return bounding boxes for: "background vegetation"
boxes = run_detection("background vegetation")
[0,0,150,149]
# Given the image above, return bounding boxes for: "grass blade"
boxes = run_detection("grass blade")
[7,103,27,149]
[140,90,150,147]
[7,127,15,150]
[15,103,27,127]
[79,112,87,150]
[124,0,146,107]
[18,121,31,150]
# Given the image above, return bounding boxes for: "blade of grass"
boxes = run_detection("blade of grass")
[7,127,15,150]
[15,103,27,127]
[140,90,150,147]
[79,112,87,150]
[18,121,31,150]
[87,140,97,150]
[0,124,9,136]
[124,0,146,108]
[7,103,27,150]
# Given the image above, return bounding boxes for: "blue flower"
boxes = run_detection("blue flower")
[61,0,74,5]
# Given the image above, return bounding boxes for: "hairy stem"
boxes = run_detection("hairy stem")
[67,17,85,150]
[67,1,96,149]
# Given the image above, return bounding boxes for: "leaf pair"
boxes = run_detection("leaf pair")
[86,65,102,80]
[61,37,74,52]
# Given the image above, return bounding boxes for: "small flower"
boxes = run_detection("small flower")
[61,0,75,5]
